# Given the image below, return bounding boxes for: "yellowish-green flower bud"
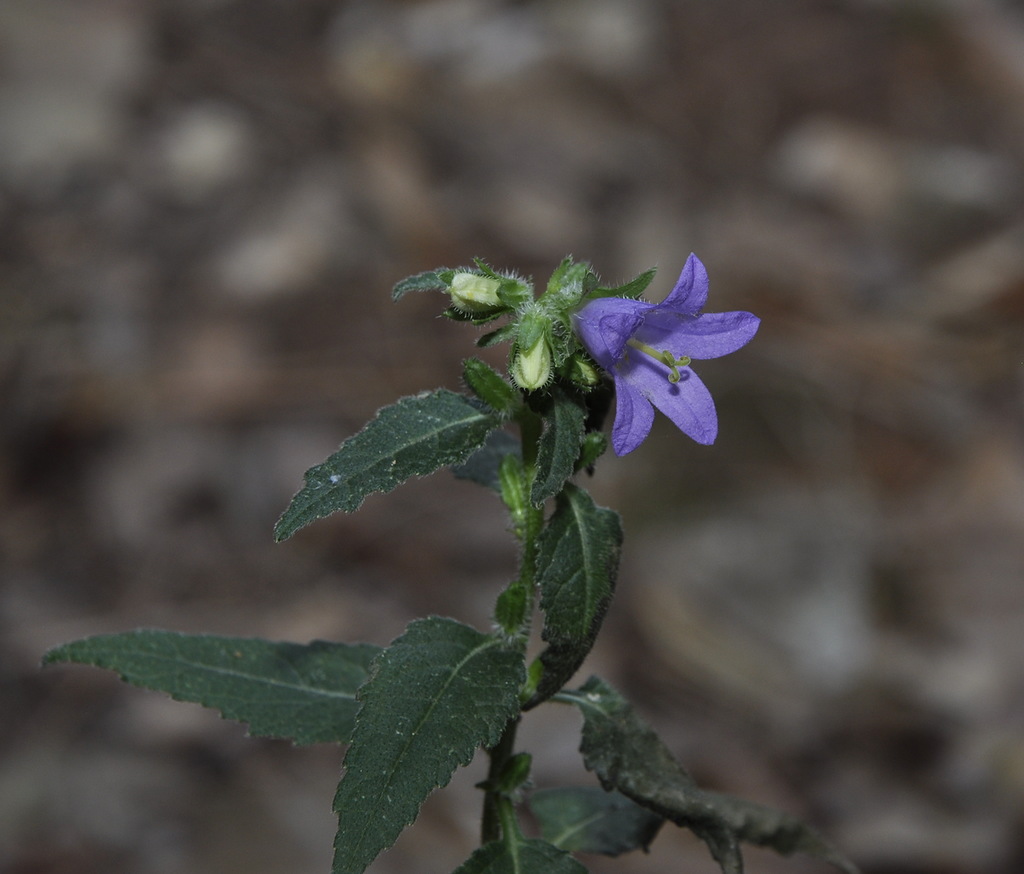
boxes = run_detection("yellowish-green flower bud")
[568,355,600,387]
[449,272,502,313]
[511,337,552,390]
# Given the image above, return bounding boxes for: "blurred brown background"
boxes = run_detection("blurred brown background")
[4,1,1024,872]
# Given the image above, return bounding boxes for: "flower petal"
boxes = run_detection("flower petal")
[623,356,718,445]
[572,297,648,368]
[610,375,655,455]
[638,310,760,360]
[659,253,708,314]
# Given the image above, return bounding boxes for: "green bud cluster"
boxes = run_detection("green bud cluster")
[392,255,659,398]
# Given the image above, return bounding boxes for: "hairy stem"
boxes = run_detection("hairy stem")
[480,401,546,844]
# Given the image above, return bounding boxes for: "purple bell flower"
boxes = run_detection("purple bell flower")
[572,254,759,455]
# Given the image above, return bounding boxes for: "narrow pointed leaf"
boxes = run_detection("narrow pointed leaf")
[463,358,521,416]
[529,786,663,856]
[530,387,587,506]
[558,677,858,874]
[477,323,518,348]
[585,267,657,302]
[392,269,446,301]
[275,390,501,540]
[524,486,621,708]
[332,617,524,874]
[43,631,381,745]
[451,838,587,874]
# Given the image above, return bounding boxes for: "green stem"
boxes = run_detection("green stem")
[480,401,545,845]
[481,716,520,843]
[498,794,523,848]
[516,405,545,593]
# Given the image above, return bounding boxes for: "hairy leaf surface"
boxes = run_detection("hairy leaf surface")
[44,631,380,745]
[392,270,446,300]
[585,267,657,302]
[275,390,501,540]
[332,617,524,874]
[463,358,521,417]
[529,786,663,856]
[559,677,858,874]
[525,486,621,707]
[530,387,587,506]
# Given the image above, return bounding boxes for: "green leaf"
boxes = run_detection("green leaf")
[444,306,508,326]
[585,267,657,302]
[275,390,501,541]
[575,432,608,473]
[524,486,621,708]
[529,787,663,856]
[451,429,520,493]
[545,257,593,300]
[451,838,587,874]
[43,631,381,745]
[558,677,859,874]
[332,617,525,874]
[463,358,521,416]
[530,387,587,506]
[392,269,447,301]
[477,323,518,349]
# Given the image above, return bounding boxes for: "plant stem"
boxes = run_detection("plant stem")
[481,715,520,844]
[480,401,545,844]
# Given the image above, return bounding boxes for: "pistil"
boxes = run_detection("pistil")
[627,339,692,383]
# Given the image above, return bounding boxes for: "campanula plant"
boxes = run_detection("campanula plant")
[44,255,857,874]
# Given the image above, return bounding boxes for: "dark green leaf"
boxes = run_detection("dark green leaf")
[43,631,380,745]
[275,390,501,541]
[530,387,588,506]
[525,487,621,708]
[558,677,859,874]
[451,838,587,874]
[444,306,508,325]
[451,429,520,493]
[392,270,447,301]
[463,358,521,416]
[332,617,524,874]
[529,786,663,856]
[586,267,657,302]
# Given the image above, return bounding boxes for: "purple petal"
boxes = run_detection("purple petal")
[622,356,718,445]
[573,297,648,368]
[659,253,708,314]
[638,310,760,360]
[610,376,655,455]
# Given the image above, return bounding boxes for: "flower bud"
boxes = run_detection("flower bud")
[511,337,552,390]
[449,272,502,313]
[567,354,600,387]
